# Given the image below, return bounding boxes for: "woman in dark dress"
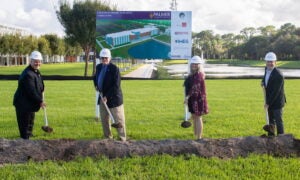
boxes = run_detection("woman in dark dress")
[184,55,208,139]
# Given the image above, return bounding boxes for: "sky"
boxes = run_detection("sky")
[1,0,300,36]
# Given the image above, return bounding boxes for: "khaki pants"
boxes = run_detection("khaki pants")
[99,103,126,141]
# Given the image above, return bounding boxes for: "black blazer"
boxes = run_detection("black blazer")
[93,63,123,108]
[262,67,286,109]
[13,65,44,112]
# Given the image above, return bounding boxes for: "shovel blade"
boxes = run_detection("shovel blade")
[42,126,53,133]
[263,124,275,134]
[181,121,192,128]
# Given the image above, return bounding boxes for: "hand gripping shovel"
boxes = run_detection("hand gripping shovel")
[181,104,192,128]
[99,93,123,129]
[41,94,53,133]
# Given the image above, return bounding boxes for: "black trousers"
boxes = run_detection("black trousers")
[15,108,35,139]
[268,108,284,135]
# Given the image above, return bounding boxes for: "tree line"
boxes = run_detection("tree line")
[0,33,82,60]
[4,23,298,63]
[193,23,300,60]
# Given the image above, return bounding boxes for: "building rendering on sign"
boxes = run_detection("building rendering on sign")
[96,11,191,59]
[105,26,159,47]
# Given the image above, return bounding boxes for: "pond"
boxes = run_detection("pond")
[165,64,300,78]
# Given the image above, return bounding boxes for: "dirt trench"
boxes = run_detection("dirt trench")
[0,134,299,164]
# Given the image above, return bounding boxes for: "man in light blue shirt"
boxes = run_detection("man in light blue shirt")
[261,52,286,136]
[93,48,126,141]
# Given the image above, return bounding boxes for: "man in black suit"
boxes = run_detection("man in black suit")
[93,48,126,141]
[262,52,286,136]
[13,51,46,139]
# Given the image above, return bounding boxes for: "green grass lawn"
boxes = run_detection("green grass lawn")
[0,63,94,76]
[153,34,171,43]
[0,62,137,77]
[0,79,299,179]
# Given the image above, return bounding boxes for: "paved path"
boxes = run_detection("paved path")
[122,64,154,78]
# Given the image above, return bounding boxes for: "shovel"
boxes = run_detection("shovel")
[181,104,191,128]
[42,107,53,133]
[262,86,269,125]
[262,87,274,133]
[99,93,123,128]
[41,93,53,133]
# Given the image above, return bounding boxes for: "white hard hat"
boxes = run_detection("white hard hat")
[100,48,111,58]
[30,51,43,60]
[264,52,277,61]
[190,55,204,64]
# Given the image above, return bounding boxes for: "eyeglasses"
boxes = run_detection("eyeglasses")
[101,57,109,60]
[31,59,42,63]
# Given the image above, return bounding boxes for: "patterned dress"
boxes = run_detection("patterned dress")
[184,72,208,116]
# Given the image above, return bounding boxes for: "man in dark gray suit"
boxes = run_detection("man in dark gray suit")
[93,48,126,141]
[262,52,286,136]
[13,51,46,139]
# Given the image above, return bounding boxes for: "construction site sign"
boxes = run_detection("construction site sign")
[96,11,192,60]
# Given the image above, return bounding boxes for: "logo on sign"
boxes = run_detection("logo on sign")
[149,12,171,19]
[175,22,188,28]
[175,39,189,43]
[175,32,189,35]
[171,55,181,58]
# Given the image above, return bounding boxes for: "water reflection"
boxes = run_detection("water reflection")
[165,64,300,78]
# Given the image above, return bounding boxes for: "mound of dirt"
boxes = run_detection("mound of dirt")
[0,134,299,164]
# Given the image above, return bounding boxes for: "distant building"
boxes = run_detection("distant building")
[0,24,31,36]
[0,24,32,66]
